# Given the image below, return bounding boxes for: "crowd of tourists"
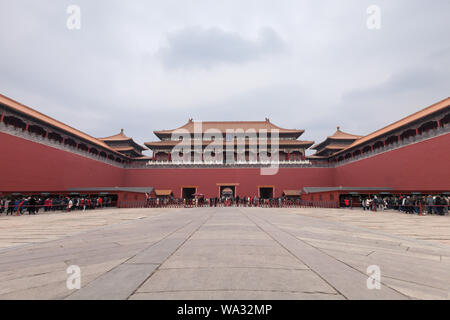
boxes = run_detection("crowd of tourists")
[343,194,449,215]
[147,194,449,214]
[2,194,448,216]
[147,196,315,208]
[0,196,114,216]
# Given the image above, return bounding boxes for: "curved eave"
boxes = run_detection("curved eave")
[330,97,450,158]
[129,140,148,151]
[145,140,314,149]
[0,94,129,159]
[99,136,132,142]
[312,137,359,150]
[133,156,153,161]
[153,120,306,139]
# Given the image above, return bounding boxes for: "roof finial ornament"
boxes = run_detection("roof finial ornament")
[265,117,270,122]
[120,128,124,134]
[337,126,340,131]
[188,118,193,122]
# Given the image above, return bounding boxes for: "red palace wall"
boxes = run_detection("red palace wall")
[124,167,334,198]
[0,132,125,192]
[334,133,450,191]
[1,131,449,196]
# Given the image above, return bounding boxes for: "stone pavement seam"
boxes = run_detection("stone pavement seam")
[126,210,216,300]
[244,210,409,299]
[239,209,348,300]
[64,214,199,300]
[135,289,340,295]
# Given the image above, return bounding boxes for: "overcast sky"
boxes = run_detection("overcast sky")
[0,0,449,155]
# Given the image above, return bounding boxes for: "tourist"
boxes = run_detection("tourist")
[66,198,73,212]
[7,199,14,215]
[443,196,449,215]
[426,195,433,214]
[366,198,372,212]
[344,198,350,208]
[362,198,367,211]
[14,198,24,216]
[28,197,36,215]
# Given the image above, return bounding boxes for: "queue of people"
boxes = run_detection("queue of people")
[351,194,450,215]
[0,196,114,216]
[145,196,318,208]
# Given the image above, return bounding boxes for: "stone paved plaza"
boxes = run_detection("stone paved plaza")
[0,207,449,300]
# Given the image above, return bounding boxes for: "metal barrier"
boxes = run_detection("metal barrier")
[118,199,339,209]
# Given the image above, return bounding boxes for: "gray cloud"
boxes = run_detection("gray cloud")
[343,66,448,101]
[158,26,286,69]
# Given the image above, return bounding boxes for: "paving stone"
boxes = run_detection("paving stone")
[1,207,449,300]
[161,244,308,269]
[137,268,337,294]
[67,263,159,300]
[247,214,408,300]
[129,290,344,300]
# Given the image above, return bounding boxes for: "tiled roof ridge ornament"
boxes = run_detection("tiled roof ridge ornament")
[265,117,270,122]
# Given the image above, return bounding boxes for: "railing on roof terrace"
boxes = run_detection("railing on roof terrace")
[139,159,324,168]
[125,159,336,168]
[334,124,449,167]
[0,121,126,168]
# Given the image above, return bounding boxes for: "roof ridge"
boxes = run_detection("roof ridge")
[154,119,305,134]
[0,93,124,156]
[332,97,450,156]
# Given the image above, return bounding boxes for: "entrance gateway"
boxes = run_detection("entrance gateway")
[259,186,274,199]
[220,186,235,198]
[217,183,239,199]
[182,187,196,199]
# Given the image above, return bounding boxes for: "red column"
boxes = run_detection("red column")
[0,111,4,123]
[416,128,419,135]
[24,123,29,131]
